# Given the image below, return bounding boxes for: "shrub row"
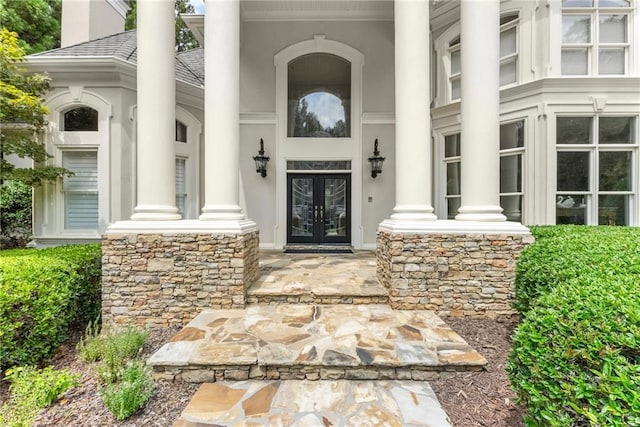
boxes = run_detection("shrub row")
[0,244,102,368]
[509,226,640,426]
[514,225,640,314]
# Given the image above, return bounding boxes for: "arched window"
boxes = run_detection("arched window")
[287,53,351,137]
[63,107,99,131]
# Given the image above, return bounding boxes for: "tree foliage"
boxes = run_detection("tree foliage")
[125,0,199,52]
[0,29,71,186]
[0,0,61,54]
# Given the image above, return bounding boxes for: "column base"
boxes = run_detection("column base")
[131,205,181,221]
[455,205,506,222]
[390,205,437,222]
[199,204,245,222]
[103,220,259,328]
[376,220,533,318]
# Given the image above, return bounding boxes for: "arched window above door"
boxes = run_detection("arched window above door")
[287,53,351,138]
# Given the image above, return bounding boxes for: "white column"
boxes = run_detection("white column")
[455,0,506,222]
[131,0,180,221]
[390,0,436,222]
[199,0,244,221]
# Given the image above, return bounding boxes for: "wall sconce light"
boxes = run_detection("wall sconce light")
[253,138,270,178]
[368,138,385,178]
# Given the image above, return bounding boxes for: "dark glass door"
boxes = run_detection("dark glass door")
[287,174,351,244]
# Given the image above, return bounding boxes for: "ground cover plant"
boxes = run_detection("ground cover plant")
[0,244,101,369]
[509,226,640,426]
[0,366,79,426]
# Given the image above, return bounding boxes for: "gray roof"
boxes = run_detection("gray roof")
[30,30,204,87]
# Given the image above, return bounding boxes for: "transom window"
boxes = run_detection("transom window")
[556,116,637,225]
[444,120,525,221]
[63,107,98,131]
[561,0,631,75]
[287,53,351,137]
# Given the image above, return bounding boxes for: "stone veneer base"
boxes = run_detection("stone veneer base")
[102,229,259,328]
[377,224,533,318]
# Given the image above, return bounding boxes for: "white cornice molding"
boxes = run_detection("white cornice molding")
[106,220,259,235]
[378,219,532,235]
[106,0,130,18]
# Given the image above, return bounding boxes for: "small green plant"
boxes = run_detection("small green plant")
[94,326,148,384]
[0,366,80,427]
[77,317,104,363]
[99,361,154,421]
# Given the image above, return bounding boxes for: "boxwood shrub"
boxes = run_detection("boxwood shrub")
[510,226,640,426]
[514,225,640,314]
[508,276,640,426]
[0,244,101,368]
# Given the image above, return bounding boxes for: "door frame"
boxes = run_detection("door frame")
[287,173,352,245]
[274,36,364,249]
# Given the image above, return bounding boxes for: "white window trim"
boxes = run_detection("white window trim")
[174,107,201,219]
[38,89,112,238]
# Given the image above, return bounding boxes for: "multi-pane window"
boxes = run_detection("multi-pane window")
[561,0,631,75]
[500,121,525,222]
[500,13,519,86]
[449,13,520,101]
[62,151,98,230]
[556,116,637,225]
[444,134,461,218]
[444,121,525,220]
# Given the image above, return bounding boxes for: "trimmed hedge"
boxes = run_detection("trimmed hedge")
[509,226,640,426]
[0,244,101,368]
[514,225,640,314]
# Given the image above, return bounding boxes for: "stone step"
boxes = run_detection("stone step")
[149,304,486,383]
[248,251,389,305]
[173,380,452,426]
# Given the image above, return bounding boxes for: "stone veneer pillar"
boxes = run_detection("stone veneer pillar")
[455,0,505,221]
[102,0,259,328]
[376,0,532,318]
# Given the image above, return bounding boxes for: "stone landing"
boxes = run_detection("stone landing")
[174,380,452,426]
[148,304,486,383]
[247,252,388,305]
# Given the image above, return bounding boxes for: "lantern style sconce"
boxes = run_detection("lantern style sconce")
[253,138,270,178]
[368,139,385,178]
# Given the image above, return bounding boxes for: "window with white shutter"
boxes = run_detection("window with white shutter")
[62,151,98,230]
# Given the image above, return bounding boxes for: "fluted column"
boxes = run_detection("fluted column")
[131,0,179,221]
[455,0,506,221]
[390,0,436,222]
[199,0,244,221]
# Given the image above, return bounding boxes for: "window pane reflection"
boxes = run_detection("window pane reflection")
[557,151,590,191]
[288,53,351,137]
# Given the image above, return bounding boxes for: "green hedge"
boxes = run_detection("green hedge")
[514,225,640,314]
[0,244,101,368]
[509,226,640,426]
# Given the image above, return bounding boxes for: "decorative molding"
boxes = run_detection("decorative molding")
[361,113,395,125]
[378,219,532,235]
[105,220,260,235]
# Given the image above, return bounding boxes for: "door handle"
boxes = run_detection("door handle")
[320,205,324,222]
[314,205,318,223]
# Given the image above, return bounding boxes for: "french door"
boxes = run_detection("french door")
[287,174,351,244]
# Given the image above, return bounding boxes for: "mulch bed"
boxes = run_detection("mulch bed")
[1,317,525,426]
